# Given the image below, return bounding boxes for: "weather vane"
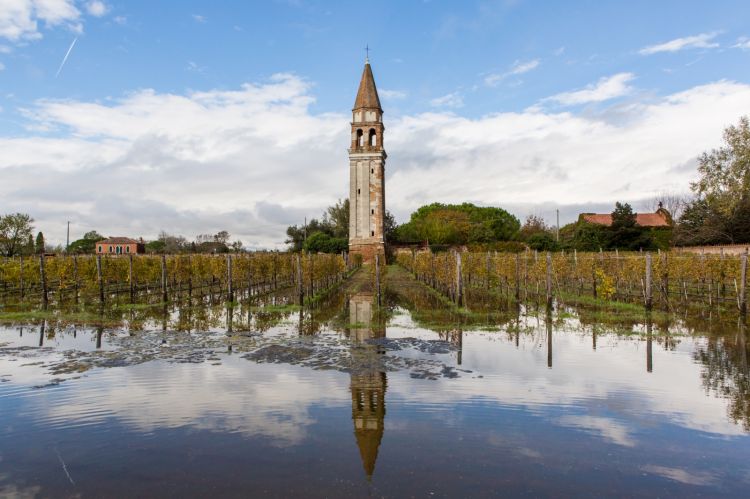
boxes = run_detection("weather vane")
[365,43,370,63]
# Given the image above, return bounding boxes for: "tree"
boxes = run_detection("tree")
[519,214,548,240]
[0,213,35,257]
[25,234,34,255]
[384,210,397,243]
[611,202,636,230]
[214,231,230,244]
[158,231,188,253]
[527,232,559,251]
[324,199,349,238]
[35,232,45,255]
[692,116,750,217]
[303,232,348,254]
[393,203,520,245]
[231,240,243,253]
[674,199,731,245]
[145,240,166,254]
[68,231,103,254]
[608,202,656,250]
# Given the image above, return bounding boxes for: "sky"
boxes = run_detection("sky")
[1,0,750,248]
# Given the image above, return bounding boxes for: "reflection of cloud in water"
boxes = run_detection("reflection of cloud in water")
[556,415,635,447]
[40,358,348,447]
[0,472,41,499]
[641,465,718,486]
[384,314,747,438]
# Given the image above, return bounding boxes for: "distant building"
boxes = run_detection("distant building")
[579,204,673,228]
[96,237,145,255]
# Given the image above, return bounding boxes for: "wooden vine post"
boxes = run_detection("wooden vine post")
[73,255,79,302]
[546,252,553,309]
[375,253,381,306]
[740,252,748,316]
[296,253,304,305]
[455,251,463,307]
[19,256,24,298]
[645,252,653,311]
[515,253,521,302]
[39,255,48,306]
[96,255,105,304]
[128,254,134,302]
[160,254,167,302]
[226,254,234,302]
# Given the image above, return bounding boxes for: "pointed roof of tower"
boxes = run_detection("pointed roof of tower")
[353,61,382,111]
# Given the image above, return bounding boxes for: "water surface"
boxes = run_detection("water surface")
[1,269,749,497]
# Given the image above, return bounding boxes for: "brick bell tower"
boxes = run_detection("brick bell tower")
[349,56,386,264]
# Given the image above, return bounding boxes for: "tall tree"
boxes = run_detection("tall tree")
[324,199,349,238]
[610,202,636,230]
[0,213,35,257]
[692,115,750,217]
[35,232,45,255]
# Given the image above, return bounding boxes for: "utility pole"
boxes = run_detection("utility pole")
[555,209,560,242]
[66,221,71,252]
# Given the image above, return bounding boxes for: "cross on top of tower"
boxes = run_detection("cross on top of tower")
[365,44,370,63]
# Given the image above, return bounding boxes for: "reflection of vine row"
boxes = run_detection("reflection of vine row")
[0,253,349,305]
[396,250,749,314]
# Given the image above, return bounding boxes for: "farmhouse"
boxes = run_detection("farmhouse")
[579,204,673,227]
[96,237,145,255]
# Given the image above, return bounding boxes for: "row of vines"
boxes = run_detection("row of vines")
[396,250,749,313]
[0,252,350,304]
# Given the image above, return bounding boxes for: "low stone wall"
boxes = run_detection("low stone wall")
[673,244,749,255]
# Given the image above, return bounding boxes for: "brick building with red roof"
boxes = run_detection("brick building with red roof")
[96,237,146,255]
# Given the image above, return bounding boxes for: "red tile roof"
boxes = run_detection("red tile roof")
[581,212,671,227]
[98,237,141,244]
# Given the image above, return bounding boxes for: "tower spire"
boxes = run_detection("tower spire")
[353,58,382,111]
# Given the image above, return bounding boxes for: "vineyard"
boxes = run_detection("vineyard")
[0,252,350,305]
[396,249,749,315]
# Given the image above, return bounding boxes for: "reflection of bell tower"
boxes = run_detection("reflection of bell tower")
[348,293,387,479]
[348,56,386,264]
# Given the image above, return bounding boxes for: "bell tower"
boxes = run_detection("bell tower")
[349,57,386,264]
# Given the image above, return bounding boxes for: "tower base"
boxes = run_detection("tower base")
[349,241,386,265]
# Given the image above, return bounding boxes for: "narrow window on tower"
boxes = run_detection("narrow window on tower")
[371,209,374,214]
[371,231,374,237]
[369,129,377,146]
[371,168,373,174]
[357,188,361,195]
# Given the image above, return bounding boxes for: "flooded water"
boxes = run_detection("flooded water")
[1,267,749,497]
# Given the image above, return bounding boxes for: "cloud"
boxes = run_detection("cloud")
[192,14,207,23]
[639,32,720,55]
[0,45,11,53]
[380,89,407,100]
[484,59,540,86]
[542,72,635,106]
[2,75,750,246]
[0,61,4,71]
[430,91,463,108]
[113,15,126,25]
[85,0,108,17]
[0,0,82,41]
[732,36,750,50]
